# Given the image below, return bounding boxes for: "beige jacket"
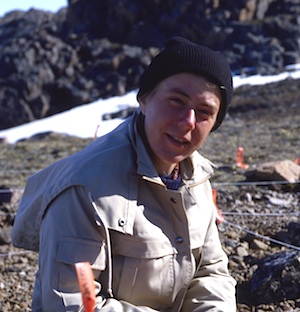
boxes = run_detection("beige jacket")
[12,111,236,311]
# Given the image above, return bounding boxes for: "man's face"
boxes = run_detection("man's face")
[139,73,221,175]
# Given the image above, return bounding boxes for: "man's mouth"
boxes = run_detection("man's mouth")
[168,134,189,146]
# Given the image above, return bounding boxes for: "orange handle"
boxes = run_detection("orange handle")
[212,189,224,224]
[75,262,96,312]
[236,147,249,169]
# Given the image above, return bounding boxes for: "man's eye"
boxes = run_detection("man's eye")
[170,97,185,106]
[195,109,213,119]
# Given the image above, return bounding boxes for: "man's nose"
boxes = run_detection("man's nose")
[179,108,196,130]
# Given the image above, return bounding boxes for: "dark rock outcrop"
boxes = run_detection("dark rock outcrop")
[0,0,299,130]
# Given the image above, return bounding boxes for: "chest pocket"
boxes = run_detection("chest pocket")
[56,236,106,309]
[110,230,178,309]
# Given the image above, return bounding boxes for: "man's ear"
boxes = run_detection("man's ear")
[139,98,147,115]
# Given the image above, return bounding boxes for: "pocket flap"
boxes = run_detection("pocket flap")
[111,231,176,259]
[57,237,106,271]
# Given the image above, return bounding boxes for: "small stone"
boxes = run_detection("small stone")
[236,245,249,257]
[252,239,269,251]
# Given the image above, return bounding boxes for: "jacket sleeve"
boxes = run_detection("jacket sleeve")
[35,185,162,312]
[181,210,237,312]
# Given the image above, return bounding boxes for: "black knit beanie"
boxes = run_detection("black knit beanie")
[137,36,233,131]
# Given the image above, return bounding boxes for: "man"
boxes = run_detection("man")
[12,36,236,311]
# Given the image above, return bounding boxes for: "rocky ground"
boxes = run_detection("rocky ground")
[0,77,300,311]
